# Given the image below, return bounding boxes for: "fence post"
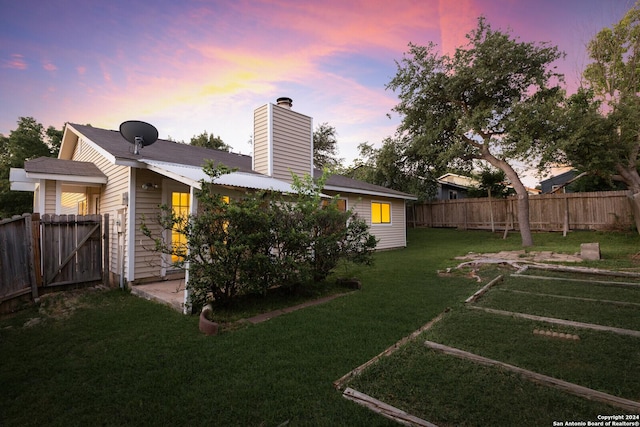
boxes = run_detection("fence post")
[24,214,39,300]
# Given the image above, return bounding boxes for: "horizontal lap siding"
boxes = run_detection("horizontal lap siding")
[134,169,166,280]
[326,192,407,250]
[253,104,269,175]
[271,107,312,182]
[72,139,129,277]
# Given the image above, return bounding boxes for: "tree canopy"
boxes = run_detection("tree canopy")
[557,2,640,231]
[0,117,61,218]
[313,122,342,170]
[190,131,232,151]
[387,16,565,246]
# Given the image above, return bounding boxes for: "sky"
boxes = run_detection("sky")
[0,0,634,185]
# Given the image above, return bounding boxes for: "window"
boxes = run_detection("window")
[371,201,391,224]
[448,190,458,200]
[171,192,190,263]
[321,198,347,211]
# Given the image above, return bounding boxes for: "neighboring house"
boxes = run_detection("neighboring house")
[10,98,416,296]
[540,167,577,194]
[435,173,479,200]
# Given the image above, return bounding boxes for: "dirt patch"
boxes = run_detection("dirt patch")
[455,250,583,264]
[19,285,108,328]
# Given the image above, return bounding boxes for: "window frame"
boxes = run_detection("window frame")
[371,200,392,225]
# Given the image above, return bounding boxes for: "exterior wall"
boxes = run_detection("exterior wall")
[133,168,166,281]
[271,105,313,182]
[43,180,57,213]
[323,191,407,250]
[253,103,313,183]
[72,138,130,282]
[253,104,269,175]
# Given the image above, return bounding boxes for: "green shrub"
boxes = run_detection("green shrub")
[141,164,377,309]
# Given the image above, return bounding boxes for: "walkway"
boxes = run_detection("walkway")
[131,279,350,324]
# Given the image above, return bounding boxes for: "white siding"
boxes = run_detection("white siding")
[271,105,313,182]
[43,180,56,213]
[325,191,407,250]
[133,168,166,281]
[253,104,269,175]
[72,138,130,280]
[253,103,313,183]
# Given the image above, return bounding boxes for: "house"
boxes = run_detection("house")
[10,97,416,301]
[540,166,577,194]
[435,173,479,200]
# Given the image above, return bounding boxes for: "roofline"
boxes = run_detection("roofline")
[25,171,107,184]
[63,124,118,164]
[324,184,417,200]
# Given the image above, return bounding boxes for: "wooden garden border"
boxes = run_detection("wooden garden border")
[424,340,640,413]
[467,305,640,338]
[499,288,640,308]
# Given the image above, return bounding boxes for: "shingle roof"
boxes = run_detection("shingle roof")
[69,124,254,173]
[69,123,416,200]
[25,156,107,178]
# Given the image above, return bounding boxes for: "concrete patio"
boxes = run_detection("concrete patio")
[130,279,186,312]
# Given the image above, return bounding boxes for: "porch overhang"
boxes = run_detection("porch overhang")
[140,159,300,194]
[10,158,108,191]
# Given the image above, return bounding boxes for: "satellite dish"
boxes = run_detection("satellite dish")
[119,120,158,155]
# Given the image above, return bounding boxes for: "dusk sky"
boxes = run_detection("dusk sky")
[0,0,633,183]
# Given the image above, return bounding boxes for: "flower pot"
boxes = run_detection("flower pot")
[199,304,219,336]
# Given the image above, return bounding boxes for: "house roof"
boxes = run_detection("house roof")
[64,123,416,200]
[67,124,254,173]
[24,157,107,179]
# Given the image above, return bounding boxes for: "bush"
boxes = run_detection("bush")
[141,164,377,309]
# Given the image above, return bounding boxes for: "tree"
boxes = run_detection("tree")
[313,122,342,169]
[190,131,232,151]
[387,17,565,246]
[348,139,438,201]
[467,166,512,198]
[0,117,60,218]
[560,3,640,232]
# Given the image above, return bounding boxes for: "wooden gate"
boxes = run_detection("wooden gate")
[40,214,103,287]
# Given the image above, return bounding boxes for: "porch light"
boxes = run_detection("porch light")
[141,183,159,190]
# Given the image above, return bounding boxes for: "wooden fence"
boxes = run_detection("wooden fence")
[0,213,108,312]
[408,190,634,232]
[0,214,39,305]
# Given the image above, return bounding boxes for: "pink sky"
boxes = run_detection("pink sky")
[0,0,633,183]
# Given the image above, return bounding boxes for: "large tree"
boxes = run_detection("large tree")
[561,3,640,232]
[348,138,437,201]
[387,17,565,246]
[313,122,342,170]
[0,117,60,218]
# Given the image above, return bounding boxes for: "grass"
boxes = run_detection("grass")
[1,228,640,426]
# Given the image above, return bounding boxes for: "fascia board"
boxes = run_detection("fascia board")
[25,172,107,184]
[323,184,418,201]
[67,124,117,165]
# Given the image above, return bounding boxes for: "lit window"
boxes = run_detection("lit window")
[371,202,391,224]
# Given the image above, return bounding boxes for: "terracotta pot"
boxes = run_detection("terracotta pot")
[199,304,219,336]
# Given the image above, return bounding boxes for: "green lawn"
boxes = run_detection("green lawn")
[1,228,639,426]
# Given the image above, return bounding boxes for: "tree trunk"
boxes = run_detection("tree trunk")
[614,164,640,235]
[482,155,534,247]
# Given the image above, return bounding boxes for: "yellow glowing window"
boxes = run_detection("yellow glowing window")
[371,202,391,224]
[171,192,190,263]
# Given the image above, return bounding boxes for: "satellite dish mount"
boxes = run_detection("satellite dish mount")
[119,120,159,155]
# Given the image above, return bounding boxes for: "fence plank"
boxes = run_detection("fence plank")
[410,191,633,232]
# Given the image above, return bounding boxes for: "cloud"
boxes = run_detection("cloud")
[43,61,57,71]
[3,54,27,70]
[77,66,87,76]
